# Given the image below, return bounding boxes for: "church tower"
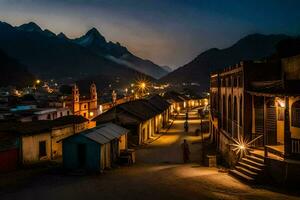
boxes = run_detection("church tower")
[89,83,98,110]
[72,84,80,114]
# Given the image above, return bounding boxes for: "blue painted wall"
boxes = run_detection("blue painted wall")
[63,134,101,171]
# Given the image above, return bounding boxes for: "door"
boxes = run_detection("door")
[266,98,277,145]
[77,144,86,168]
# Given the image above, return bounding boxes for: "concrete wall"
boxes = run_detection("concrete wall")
[52,125,74,159]
[22,132,51,164]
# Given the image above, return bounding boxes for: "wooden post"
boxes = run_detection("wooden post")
[284,96,292,158]
[263,96,267,146]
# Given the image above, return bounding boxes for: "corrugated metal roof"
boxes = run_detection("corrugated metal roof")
[85,131,110,144]
[84,123,129,144]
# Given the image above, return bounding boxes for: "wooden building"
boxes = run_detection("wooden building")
[93,95,170,146]
[62,123,129,171]
[209,55,300,183]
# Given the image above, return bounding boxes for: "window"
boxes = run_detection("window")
[47,114,51,120]
[67,111,70,115]
[222,95,227,129]
[39,141,47,158]
[83,113,86,118]
[292,101,300,127]
[233,77,237,87]
[238,75,243,87]
[227,77,231,87]
[278,107,284,121]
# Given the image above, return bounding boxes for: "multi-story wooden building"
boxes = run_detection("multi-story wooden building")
[210,56,300,183]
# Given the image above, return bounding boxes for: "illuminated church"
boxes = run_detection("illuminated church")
[69,83,99,120]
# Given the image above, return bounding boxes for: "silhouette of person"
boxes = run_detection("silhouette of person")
[181,139,190,163]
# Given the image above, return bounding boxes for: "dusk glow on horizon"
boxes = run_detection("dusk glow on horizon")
[1,0,300,68]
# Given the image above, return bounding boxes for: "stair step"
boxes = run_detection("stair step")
[229,169,255,183]
[250,152,265,160]
[241,158,265,169]
[246,155,264,164]
[235,166,258,178]
[238,161,262,173]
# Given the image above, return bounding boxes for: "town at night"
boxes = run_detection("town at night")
[0,1,300,199]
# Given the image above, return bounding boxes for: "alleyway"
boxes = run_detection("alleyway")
[0,108,299,200]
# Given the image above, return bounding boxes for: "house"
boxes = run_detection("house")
[147,94,171,130]
[209,56,300,183]
[9,105,72,122]
[93,97,170,146]
[62,123,129,171]
[163,91,189,114]
[0,115,90,165]
[50,115,90,159]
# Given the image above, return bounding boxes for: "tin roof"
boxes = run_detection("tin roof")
[81,123,129,144]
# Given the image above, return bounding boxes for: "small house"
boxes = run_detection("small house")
[62,123,129,171]
[0,115,90,165]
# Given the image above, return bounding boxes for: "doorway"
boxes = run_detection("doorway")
[266,98,277,145]
[77,144,86,168]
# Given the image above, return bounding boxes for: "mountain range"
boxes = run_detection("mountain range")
[0,21,169,83]
[160,33,291,91]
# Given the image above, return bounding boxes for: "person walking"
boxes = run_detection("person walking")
[184,121,189,132]
[181,139,190,163]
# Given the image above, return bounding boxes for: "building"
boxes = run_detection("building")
[67,83,99,120]
[0,115,89,165]
[93,95,170,146]
[9,105,72,122]
[62,123,129,171]
[209,56,300,183]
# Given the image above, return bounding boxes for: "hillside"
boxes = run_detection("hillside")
[0,50,35,88]
[160,34,291,91]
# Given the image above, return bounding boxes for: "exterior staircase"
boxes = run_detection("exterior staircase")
[229,152,265,183]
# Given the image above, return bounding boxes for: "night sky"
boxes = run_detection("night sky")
[1,0,300,69]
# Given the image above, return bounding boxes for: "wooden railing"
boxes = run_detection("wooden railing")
[250,133,264,148]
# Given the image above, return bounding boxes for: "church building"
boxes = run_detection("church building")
[70,83,99,120]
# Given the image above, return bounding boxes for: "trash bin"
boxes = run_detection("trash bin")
[127,149,136,164]
[206,155,217,167]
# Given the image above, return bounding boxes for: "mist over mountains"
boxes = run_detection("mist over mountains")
[0,21,169,85]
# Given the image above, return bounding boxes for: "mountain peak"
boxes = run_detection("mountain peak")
[57,32,68,40]
[18,22,42,32]
[75,27,106,47]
